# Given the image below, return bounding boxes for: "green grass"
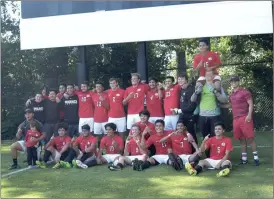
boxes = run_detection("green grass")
[1,131,273,198]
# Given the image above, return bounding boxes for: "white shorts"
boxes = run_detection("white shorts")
[179,154,191,164]
[152,155,169,164]
[108,117,126,132]
[164,115,179,130]
[94,122,108,135]
[127,114,140,129]
[126,155,144,162]
[102,154,120,164]
[18,140,42,160]
[204,158,232,169]
[149,117,164,124]
[198,75,221,82]
[79,118,94,133]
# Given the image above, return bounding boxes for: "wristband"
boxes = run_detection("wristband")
[177,109,182,114]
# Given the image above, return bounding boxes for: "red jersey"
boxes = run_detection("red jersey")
[193,51,221,77]
[205,136,233,160]
[229,88,252,119]
[74,135,98,153]
[92,92,109,122]
[129,121,156,140]
[146,89,164,117]
[124,84,149,114]
[146,131,172,155]
[100,135,124,154]
[127,137,143,155]
[25,130,41,147]
[107,88,125,118]
[164,84,181,115]
[75,90,94,118]
[51,136,71,152]
[169,133,192,155]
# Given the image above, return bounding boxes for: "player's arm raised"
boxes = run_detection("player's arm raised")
[159,131,177,143]
[122,92,134,105]
[123,138,131,156]
[199,134,210,153]
[187,133,199,152]
[99,94,110,110]
[140,130,149,149]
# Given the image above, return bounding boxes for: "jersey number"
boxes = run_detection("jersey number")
[166,92,171,97]
[162,142,167,148]
[112,97,116,102]
[81,97,86,102]
[217,147,221,154]
[96,101,102,107]
[109,146,114,152]
[134,93,139,99]
[180,142,184,148]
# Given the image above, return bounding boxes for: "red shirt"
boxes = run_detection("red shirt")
[129,121,156,140]
[25,130,41,147]
[74,135,98,153]
[163,84,181,115]
[146,131,172,155]
[92,92,109,122]
[51,136,72,152]
[100,135,124,154]
[124,84,149,114]
[107,88,125,118]
[146,89,164,117]
[193,51,221,76]
[169,133,193,155]
[75,90,94,118]
[205,136,233,160]
[229,88,252,119]
[127,138,143,155]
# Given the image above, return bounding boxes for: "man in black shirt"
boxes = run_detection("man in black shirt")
[9,108,46,170]
[26,93,45,124]
[57,84,79,138]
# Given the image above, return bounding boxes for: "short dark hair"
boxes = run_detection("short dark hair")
[67,83,74,88]
[139,110,150,118]
[81,81,89,86]
[109,78,118,82]
[105,122,117,131]
[148,77,158,82]
[131,124,141,131]
[48,88,57,94]
[166,76,175,83]
[155,119,165,127]
[199,38,209,46]
[30,121,41,132]
[95,81,104,87]
[176,120,185,126]
[57,122,68,131]
[178,73,188,81]
[214,121,225,130]
[59,83,66,87]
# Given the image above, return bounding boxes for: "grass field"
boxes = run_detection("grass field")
[1,131,273,198]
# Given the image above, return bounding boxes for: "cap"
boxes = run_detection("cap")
[81,124,90,131]
[230,76,240,82]
[25,108,34,113]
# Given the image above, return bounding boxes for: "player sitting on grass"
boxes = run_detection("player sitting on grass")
[133,119,171,171]
[59,124,98,169]
[185,121,233,177]
[159,121,201,171]
[108,124,148,171]
[36,122,71,169]
[96,123,124,168]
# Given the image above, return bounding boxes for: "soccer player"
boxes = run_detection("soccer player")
[163,76,181,130]
[57,84,79,138]
[229,76,259,165]
[134,119,171,171]
[159,121,200,171]
[92,82,109,136]
[185,122,233,177]
[97,123,124,166]
[26,93,45,124]
[107,78,126,137]
[73,81,95,134]
[9,108,45,170]
[123,73,149,130]
[36,122,71,169]
[59,124,98,169]
[108,124,148,171]
[146,77,165,124]
[57,84,66,121]
[193,38,222,92]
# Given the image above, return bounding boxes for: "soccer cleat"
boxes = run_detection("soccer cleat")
[176,157,184,170]
[254,159,260,166]
[76,160,88,169]
[8,164,20,170]
[185,162,197,176]
[52,162,61,169]
[72,160,77,168]
[60,161,72,168]
[36,161,46,169]
[216,168,230,177]
[132,158,139,170]
[108,165,121,171]
[241,160,248,165]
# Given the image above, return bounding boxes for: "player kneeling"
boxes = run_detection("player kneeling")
[185,122,233,177]
[108,124,148,171]
[59,124,98,169]
[97,123,124,168]
[159,121,201,171]
[36,122,71,169]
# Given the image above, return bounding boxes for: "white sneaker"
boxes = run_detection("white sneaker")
[76,160,88,169]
